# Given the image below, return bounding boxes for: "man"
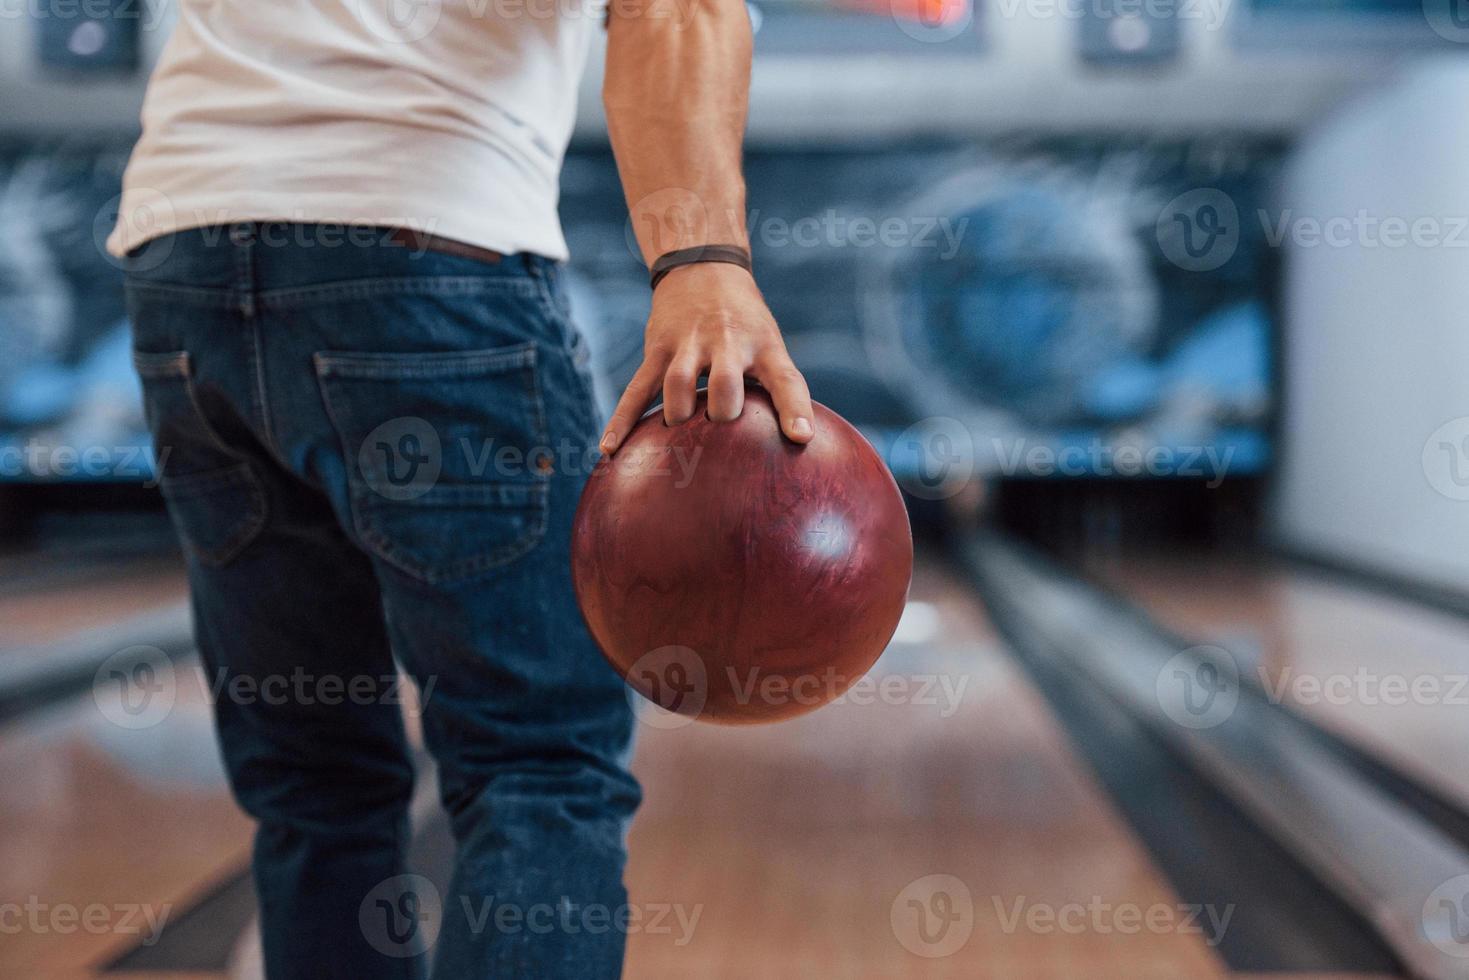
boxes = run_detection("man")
[108,0,813,973]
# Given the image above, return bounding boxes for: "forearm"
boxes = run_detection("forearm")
[603,0,753,262]
[596,0,811,451]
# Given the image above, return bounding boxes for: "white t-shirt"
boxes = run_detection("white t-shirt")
[107,0,600,259]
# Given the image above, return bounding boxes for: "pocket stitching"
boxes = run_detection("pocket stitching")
[134,350,269,566]
[313,346,551,584]
[313,342,537,379]
[159,463,269,567]
[352,485,547,585]
[132,350,247,463]
[132,349,189,379]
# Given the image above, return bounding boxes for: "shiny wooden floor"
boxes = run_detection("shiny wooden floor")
[1087,553,1469,814]
[0,556,186,650]
[0,659,252,978]
[0,553,1404,978]
[622,561,1228,978]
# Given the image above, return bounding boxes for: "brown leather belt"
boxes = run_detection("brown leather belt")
[384,227,505,265]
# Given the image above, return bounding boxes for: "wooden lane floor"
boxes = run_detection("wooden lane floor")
[9,552,1384,978]
[0,651,251,979]
[622,558,1231,979]
[1082,552,1469,815]
[0,556,186,651]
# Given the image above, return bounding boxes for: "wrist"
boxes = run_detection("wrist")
[652,261,757,298]
[649,244,752,290]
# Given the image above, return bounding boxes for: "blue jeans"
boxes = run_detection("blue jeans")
[125,225,639,980]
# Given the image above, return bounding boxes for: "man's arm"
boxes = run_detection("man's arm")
[597,0,814,454]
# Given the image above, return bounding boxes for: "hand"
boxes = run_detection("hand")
[599,262,815,454]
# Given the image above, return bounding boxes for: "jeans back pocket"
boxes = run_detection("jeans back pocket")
[133,350,268,567]
[313,343,551,585]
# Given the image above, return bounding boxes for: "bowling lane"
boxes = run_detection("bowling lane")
[0,555,185,650]
[0,554,190,725]
[1082,552,1469,816]
[621,557,1231,979]
[0,654,251,978]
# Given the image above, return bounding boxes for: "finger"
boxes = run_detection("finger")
[662,346,705,426]
[705,353,746,422]
[754,352,815,443]
[600,355,666,454]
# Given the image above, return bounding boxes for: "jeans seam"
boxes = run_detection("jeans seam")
[161,462,270,567]
[313,344,538,379]
[529,268,599,437]
[259,276,541,309]
[250,317,288,465]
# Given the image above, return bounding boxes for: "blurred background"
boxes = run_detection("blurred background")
[5,0,1469,977]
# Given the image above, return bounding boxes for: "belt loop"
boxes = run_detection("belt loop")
[230,222,256,318]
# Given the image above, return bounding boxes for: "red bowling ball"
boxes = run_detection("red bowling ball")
[571,386,913,724]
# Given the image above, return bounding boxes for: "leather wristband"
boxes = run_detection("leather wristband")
[649,244,752,290]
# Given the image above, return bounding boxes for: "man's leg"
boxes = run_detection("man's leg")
[377,533,640,979]
[194,480,420,978]
[129,262,420,980]
[294,260,640,978]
